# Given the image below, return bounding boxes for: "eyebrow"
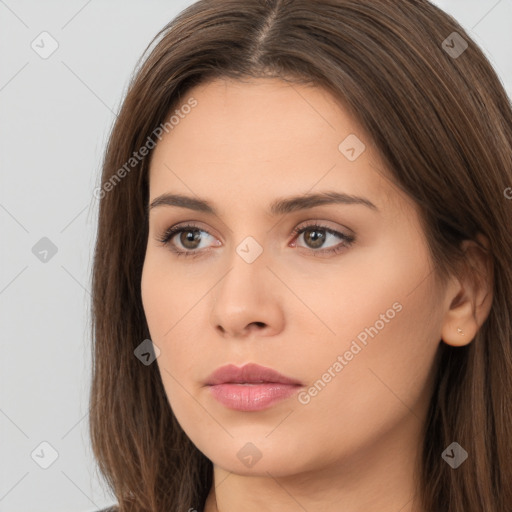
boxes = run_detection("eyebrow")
[148,191,379,216]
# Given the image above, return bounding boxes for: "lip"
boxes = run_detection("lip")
[205,363,303,411]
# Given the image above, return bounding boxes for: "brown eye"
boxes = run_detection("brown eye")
[178,229,202,250]
[291,223,355,256]
[302,227,327,249]
[157,223,219,257]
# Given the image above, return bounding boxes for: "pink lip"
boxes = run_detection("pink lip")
[205,363,303,411]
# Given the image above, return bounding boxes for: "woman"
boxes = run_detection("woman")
[90,1,512,511]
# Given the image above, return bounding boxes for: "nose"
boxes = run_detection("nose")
[209,247,285,339]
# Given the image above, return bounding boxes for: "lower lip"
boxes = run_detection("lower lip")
[208,383,301,411]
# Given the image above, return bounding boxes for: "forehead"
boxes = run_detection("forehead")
[148,78,404,215]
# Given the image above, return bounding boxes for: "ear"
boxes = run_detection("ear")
[440,233,494,347]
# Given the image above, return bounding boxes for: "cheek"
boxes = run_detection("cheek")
[304,303,438,453]
[141,254,208,416]
[141,258,191,359]
[141,250,195,340]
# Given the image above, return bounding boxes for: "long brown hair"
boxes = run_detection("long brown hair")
[89,1,512,510]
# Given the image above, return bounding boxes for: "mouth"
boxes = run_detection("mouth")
[204,363,303,412]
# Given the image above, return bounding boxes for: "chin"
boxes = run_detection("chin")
[197,436,318,478]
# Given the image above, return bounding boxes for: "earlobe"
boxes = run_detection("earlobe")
[441,300,477,347]
[440,235,494,348]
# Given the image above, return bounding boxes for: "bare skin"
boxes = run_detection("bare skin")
[141,78,492,512]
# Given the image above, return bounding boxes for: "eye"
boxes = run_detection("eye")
[290,222,355,256]
[156,223,220,258]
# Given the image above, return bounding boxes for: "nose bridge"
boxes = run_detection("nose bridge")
[234,233,266,266]
[216,233,268,306]
[209,232,284,336]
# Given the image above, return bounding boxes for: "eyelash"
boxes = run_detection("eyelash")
[156,221,355,258]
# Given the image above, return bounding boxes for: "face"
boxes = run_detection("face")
[141,77,447,478]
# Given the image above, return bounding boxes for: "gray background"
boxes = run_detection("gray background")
[1,1,511,511]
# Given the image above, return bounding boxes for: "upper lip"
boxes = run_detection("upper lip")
[205,363,302,386]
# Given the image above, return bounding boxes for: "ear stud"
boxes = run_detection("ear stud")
[457,327,465,336]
